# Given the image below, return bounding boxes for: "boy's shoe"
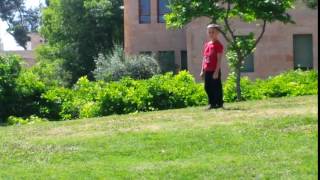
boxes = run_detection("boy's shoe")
[205,105,214,110]
[213,104,223,109]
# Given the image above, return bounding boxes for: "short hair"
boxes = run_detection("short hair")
[207,24,220,30]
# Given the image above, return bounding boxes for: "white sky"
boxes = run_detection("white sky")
[0,0,44,50]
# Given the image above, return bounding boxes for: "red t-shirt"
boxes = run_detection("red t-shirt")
[202,40,224,72]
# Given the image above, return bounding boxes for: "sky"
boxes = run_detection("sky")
[0,0,45,50]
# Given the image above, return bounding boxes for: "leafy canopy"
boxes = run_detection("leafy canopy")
[166,0,294,29]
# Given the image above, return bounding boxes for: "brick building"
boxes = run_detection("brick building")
[0,33,44,67]
[124,0,318,81]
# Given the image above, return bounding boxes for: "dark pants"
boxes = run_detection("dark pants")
[204,71,223,107]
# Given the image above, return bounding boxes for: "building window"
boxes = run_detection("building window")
[241,53,254,73]
[139,0,151,24]
[140,51,152,56]
[157,0,170,23]
[158,51,175,73]
[293,34,313,70]
[180,51,188,70]
[235,35,254,73]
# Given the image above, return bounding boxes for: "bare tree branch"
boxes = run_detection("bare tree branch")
[224,1,236,42]
[249,20,267,53]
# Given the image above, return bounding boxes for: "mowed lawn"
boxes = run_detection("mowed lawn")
[0,96,318,179]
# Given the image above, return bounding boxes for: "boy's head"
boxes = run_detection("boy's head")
[207,24,220,41]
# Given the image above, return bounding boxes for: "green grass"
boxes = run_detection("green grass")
[0,96,318,179]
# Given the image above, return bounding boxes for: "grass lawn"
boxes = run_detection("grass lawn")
[0,95,318,179]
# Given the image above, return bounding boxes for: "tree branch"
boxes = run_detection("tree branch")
[224,1,236,42]
[249,20,267,53]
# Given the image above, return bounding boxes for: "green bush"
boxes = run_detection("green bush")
[34,44,72,87]
[41,71,206,120]
[146,71,207,110]
[42,76,106,120]
[13,70,47,118]
[223,73,264,102]
[0,55,51,122]
[2,66,318,123]
[223,70,318,102]
[0,55,22,122]
[99,71,206,115]
[41,87,76,120]
[7,115,48,126]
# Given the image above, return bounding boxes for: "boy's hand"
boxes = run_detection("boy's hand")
[213,71,219,79]
[200,71,204,79]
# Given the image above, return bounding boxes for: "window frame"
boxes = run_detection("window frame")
[293,34,314,70]
[157,51,176,73]
[139,0,151,24]
[157,0,170,23]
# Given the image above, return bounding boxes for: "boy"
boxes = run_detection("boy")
[200,24,224,109]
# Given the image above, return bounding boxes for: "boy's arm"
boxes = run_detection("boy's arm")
[215,53,222,72]
[213,52,223,79]
[200,58,205,78]
[200,43,206,78]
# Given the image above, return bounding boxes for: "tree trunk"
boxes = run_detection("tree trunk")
[235,59,242,101]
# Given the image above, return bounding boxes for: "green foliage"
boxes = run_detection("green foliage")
[165,0,294,29]
[93,44,161,82]
[303,0,318,9]
[7,115,47,126]
[227,34,256,70]
[40,0,124,83]
[259,70,318,97]
[145,72,207,110]
[41,87,75,120]
[13,70,47,118]
[165,0,295,101]
[0,0,41,49]
[0,55,48,122]
[0,55,22,122]
[1,65,318,123]
[41,76,106,120]
[79,102,101,119]
[33,45,72,87]
[223,70,318,102]
[42,71,206,120]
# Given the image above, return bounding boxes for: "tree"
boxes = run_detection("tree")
[303,0,318,9]
[0,0,41,49]
[40,0,124,84]
[165,0,295,101]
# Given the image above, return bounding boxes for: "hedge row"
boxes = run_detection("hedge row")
[1,54,318,124]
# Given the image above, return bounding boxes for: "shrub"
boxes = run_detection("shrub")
[13,70,47,118]
[99,71,207,115]
[223,70,318,102]
[41,76,106,120]
[99,77,151,115]
[41,87,75,120]
[2,68,318,122]
[93,44,160,82]
[0,55,50,122]
[7,115,48,126]
[125,55,161,80]
[0,55,22,122]
[79,102,101,119]
[223,73,265,102]
[34,45,72,87]
[146,71,206,110]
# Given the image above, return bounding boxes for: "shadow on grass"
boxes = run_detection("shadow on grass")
[222,107,248,111]
[0,123,8,127]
